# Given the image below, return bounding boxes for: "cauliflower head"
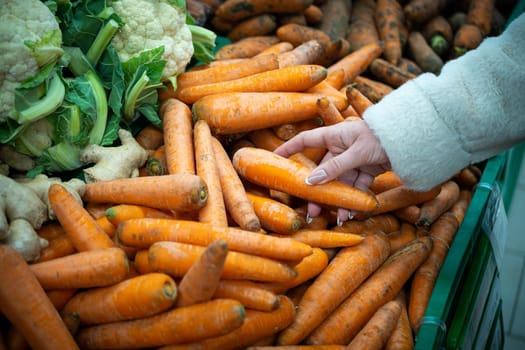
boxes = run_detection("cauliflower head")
[110,0,195,81]
[0,0,64,123]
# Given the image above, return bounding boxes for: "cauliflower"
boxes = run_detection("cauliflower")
[110,0,216,81]
[0,0,64,123]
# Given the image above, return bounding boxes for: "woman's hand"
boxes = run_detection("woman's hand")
[273,120,390,224]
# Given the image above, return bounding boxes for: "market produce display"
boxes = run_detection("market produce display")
[0,0,521,349]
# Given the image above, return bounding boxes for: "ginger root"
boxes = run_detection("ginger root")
[4,219,48,262]
[80,128,149,183]
[0,144,35,172]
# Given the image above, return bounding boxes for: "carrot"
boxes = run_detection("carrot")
[316,96,345,125]
[465,0,495,36]
[347,298,402,350]
[353,75,394,102]
[211,137,261,232]
[408,31,444,74]
[3,327,28,350]
[387,222,419,252]
[192,92,346,135]
[213,280,280,311]
[375,0,403,65]
[48,183,114,252]
[215,36,281,60]
[0,245,80,350]
[385,291,414,350]
[273,123,301,141]
[273,229,364,248]
[215,0,314,22]
[369,58,417,88]
[193,120,228,227]
[157,295,295,350]
[135,124,164,150]
[105,204,172,228]
[178,64,328,104]
[449,189,472,224]
[397,57,423,76]
[307,75,348,105]
[317,0,351,41]
[246,192,304,233]
[306,236,432,345]
[276,233,390,345]
[46,288,77,311]
[209,15,235,35]
[255,41,295,56]
[83,174,208,212]
[116,218,313,261]
[233,147,379,212]
[369,171,404,193]
[327,41,383,86]
[161,98,195,175]
[228,14,278,42]
[148,241,298,283]
[303,4,324,25]
[422,15,454,57]
[347,0,380,51]
[367,184,442,217]
[258,247,329,294]
[408,212,459,333]
[175,240,228,307]
[280,12,308,26]
[345,84,374,117]
[453,23,484,56]
[416,180,460,226]
[133,249,153,274]
[36,234,76,262]
[140,145,168,176]
[403,0,448,24]
[247,347,347,350]
[29,247,129,290]
[95,215,117,237]
[61,272,177,325]
[76,298,245,349]
[276,23,332,50]
[277,40,325,68]
[393,205,421,224]
[453,166,481,189]
[295,205,331,230]
[85,202,113,219]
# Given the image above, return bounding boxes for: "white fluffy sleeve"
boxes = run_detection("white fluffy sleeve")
[363,12,525,191]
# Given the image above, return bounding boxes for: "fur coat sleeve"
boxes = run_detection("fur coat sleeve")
[363,12,525,191]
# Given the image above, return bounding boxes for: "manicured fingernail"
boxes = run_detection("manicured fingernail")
[337,216,343,227]
[348,212,354,220]
[306,213,312,224]
[305,169,328,185]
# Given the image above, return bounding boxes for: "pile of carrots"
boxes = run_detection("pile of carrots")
[0,0,520,349]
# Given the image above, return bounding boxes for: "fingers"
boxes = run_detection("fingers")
[273,124,339,158]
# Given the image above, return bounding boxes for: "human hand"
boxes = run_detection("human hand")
[273,120,390,224]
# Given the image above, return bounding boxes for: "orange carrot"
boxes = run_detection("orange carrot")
[48,183,114,252]
[316,96,345,125]
[192,92,346,135]
[408,31,444,74]
[453,23,484,56]
[408,212,459,333]
[0,245,80,350]
[213,280,280,311]
[347,298,402,350]
[367,184,442,217]
[215,0,314,22]
[273,123,301,141]
[369,171,404,193]
[347,0,380,51]
[397,57,423,76]
[36,234,76,262]
[403,0,448,24]
[317,0,351,41]
[327,42,383,86]
[215,36,281,60]
[273,229,364,248]
[211,137,261,232]
[387,222,419,252]
[255,41,295,56]
[276,23,332,50]
[276,40,324,68]
[46,288,77,311]
[345,84,374,116]
[353,75,394,102]
[105,204,172,227]
[258,247,329,295]
[148,241,298,283]
[133,249,153,274]
[247,192,304,234]
[279,12,308,26]
[465,0,496,36]
[375,0,403,65]
[449,189,472,224]
[385,291,414,350]
[422,15,454,57]
[307,236,432,345]
[61,272,177,325]
[228,14,278,42]
[95,215,117,237]
[116,218,313,261]
[158,295,295,350]
[369,58,417,88]
[76,298,245,349]
[175,240,229,307]
[453,166,481,189]
[194,120,228,227]
[233,147,379,212]
[135,124,164,150]
[161,98,195,175]
[247,347,347,350]
[276,233,391,345]
[83,174,208,212]
[30,247,129,290]
[85,202,113,219]
[303,4,324,25]
[140,145,168,176]
[393,205,421,225]
[416,180,460,226]
[178,64,328,104]
[332,213,400,235]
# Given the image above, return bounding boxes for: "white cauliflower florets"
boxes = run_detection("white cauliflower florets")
[110,0,195,81]
[0,0,63,122]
